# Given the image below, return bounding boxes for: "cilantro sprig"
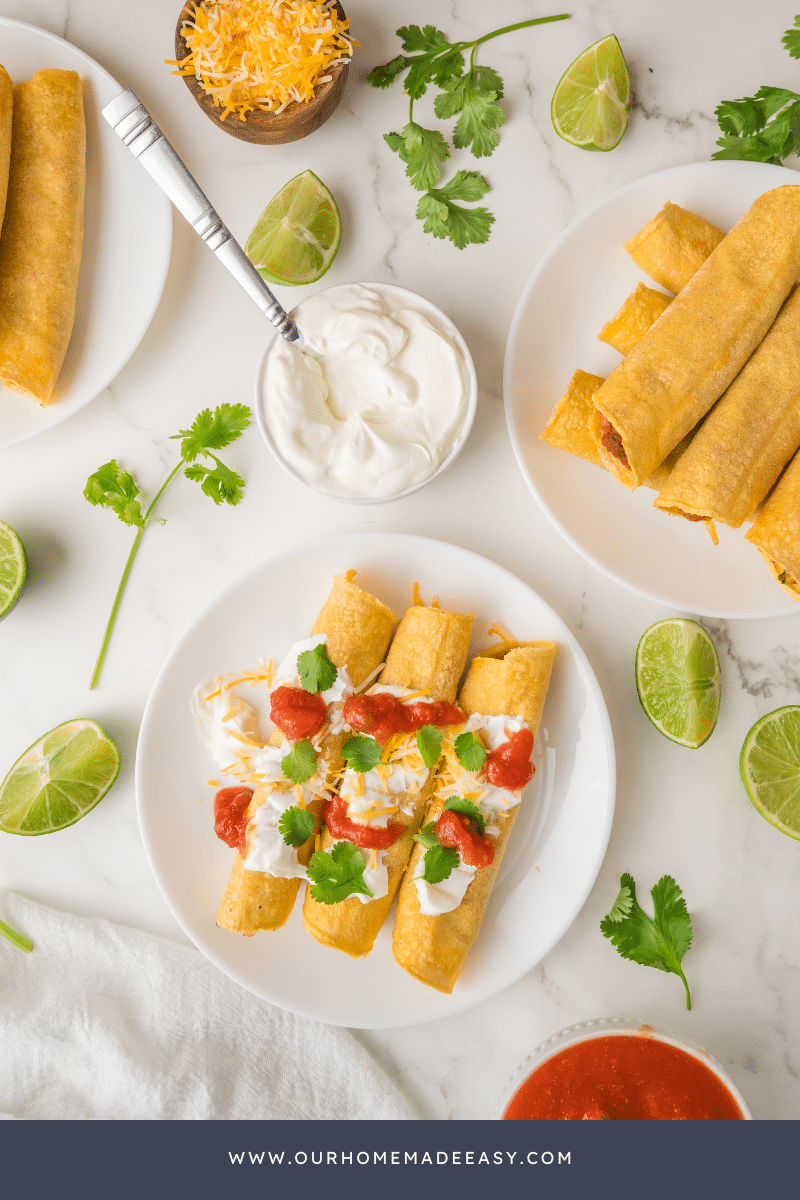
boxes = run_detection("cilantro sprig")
[84,404,250,689]
[297,643,337,694]
[416,724,443,769]
[281,739,317,785]
[307,841,373,903]
[713,16,800,163]
[601,873,693,1010]
[412,821,459,884]
[454,731,487,772]
[370,16,569,247]
[278,805,316,848]
[342,735,382,774]
[444,795,486,836]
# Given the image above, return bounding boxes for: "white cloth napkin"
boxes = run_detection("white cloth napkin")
[0,892,414,1121]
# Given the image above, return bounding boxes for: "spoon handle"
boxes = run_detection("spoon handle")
[101,88,300,343]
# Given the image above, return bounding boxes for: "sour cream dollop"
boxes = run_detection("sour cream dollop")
[262,283,473,499]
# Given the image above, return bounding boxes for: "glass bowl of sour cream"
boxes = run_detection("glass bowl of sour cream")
[254,281,478,503]
[498,1018,752,1120]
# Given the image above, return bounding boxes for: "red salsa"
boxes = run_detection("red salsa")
[213,785,254,850]
[344,692,465,744]
[270,685,327,741]
[435,809,495,869]
[323,795,405,850]
[485,728,534,791]
[503,1032,745,1121]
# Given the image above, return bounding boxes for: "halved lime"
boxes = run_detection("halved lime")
[740,706,800,840]
[551,34,631,151]
[0,518,28,620]
[0,718,120,835]
[245,169,341,286]
[635,618,721,748]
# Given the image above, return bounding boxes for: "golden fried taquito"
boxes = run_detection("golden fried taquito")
[746,451,800,600]
[623,200,725,294]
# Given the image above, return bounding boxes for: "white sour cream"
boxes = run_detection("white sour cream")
[262,283,472,499]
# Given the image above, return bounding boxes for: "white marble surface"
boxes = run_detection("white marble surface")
[1,0,800,1120]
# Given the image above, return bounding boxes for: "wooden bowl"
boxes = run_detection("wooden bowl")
[174,1,351,145]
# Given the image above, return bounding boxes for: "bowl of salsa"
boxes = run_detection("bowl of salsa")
[500,1018,751,1120]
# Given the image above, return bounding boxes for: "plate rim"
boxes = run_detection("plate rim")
[503,159,800,620]
[135,531,616,1028]
[0,16,173,450]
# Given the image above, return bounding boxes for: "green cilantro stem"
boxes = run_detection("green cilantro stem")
[0,916,34,953]
[471,15,570,46]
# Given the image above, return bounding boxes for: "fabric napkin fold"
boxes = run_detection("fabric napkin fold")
[0,892,414,1121]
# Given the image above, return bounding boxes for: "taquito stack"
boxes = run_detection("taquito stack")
[0,69,85,405]
[302,602,473,958]
[216,574,396,935]
[392,640,556,994]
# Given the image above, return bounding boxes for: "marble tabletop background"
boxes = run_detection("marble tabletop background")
[1,0,800,1120]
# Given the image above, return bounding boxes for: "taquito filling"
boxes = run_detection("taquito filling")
[598,414,630,469]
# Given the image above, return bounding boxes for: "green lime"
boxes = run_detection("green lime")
[245,169,341,286]
[740,706,800,840]
[551,34,631,151]
[0,718,120,835]
[635,618,721,748]
[0,518,28,619]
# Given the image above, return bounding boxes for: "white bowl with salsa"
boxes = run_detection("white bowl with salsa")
[499,1017,752,1121]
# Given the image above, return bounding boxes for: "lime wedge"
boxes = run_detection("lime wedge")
[245,169,341,286]
[0,718,120,835]
[635,618,721,748]
[0,518,28,620]
[740,706,800,840]
[551,34,631,151]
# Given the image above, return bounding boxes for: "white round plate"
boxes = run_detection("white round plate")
[504,160,800,619]
[136,533,615,1029]
[0,19,172,449]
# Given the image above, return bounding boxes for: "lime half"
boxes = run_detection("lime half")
[635,618,721,748]
[245,169,341,286]
[0,718,120,835]
[740,706,800,840]
[0,519,28,619]
[551,34,631,151]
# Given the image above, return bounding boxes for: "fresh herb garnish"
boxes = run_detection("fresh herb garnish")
[713,16,800,163]
[412,819,459,883]
[444,795,486,836]
[278,805,315,848]
[778,571,788,585]
[369,16,569,247]
[280,739,317,785]
[84,404,250,689]
[416,724,443,768]
[307,841,373,903]
[297,642,337,694]
[601,873,693,1010]
[342,734,382,773]
[0,916,34,953]
[454,730,487,772]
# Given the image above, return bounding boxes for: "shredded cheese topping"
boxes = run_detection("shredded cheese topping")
[170,0,356,121]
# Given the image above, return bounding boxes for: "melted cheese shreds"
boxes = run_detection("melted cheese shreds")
[170,0,356,120]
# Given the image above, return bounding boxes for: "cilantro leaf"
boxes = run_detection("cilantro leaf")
[184,456,246,506]
[307,841,373,903]
[416,724,443,768]
[412,821,439,850]
[420,843,459,884]
[385,122,450,190]
[278,805,315,848]
[84,461,145,529]
[342,734,382,773]
[783,15,800,59]
[171,403,251,462]
[297,642,337,694]
[367,55,408,89]
[434,68,506,157]
[417,172,494,249]
[454,731,487,772]
[444,795,486,836]
[601,873,693,1009]
[397,24,450,54]
[712,87,800,164]
[280,738,317,784]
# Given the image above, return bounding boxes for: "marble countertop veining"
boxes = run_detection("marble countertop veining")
[1,0,800,1121]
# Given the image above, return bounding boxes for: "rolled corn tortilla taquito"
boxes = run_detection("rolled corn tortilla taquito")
[623,200,725,294]
[0,69,85,405]
[302,601,474,958]
[590,185,800,488]
[215,574,396,935]
[597,281,672,356]
[0,66,12,234]
[655,286,800,529]
[745,451,800,600]
[392,639,556,994]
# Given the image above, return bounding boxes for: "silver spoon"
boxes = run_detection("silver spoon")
[102,89,301,344]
